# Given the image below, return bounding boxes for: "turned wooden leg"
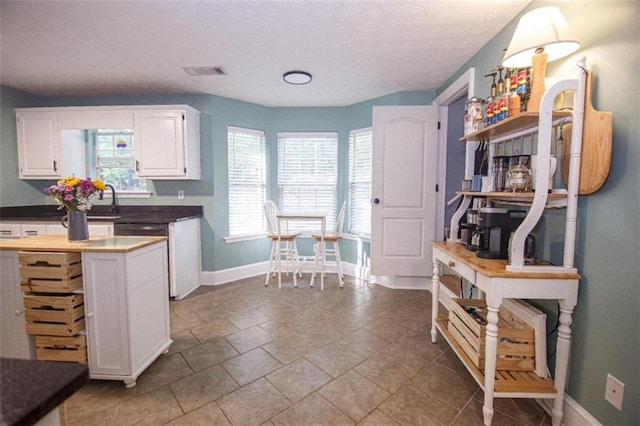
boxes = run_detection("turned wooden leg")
[551,299,575,425]
[482,299,500,426]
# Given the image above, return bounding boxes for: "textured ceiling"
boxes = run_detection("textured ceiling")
[0,0,530,107]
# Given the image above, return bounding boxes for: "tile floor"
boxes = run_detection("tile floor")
[62,275,551,425]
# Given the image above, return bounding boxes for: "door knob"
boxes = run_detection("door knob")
[373,198,380,204]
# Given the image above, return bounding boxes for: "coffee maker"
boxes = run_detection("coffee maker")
[475,208,525,259]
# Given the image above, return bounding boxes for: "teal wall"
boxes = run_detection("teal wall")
[439,1,639,424]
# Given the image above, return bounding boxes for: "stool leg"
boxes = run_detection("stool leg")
[334,242,344,288]
[310,241,320,288]
[265,240,276,287]
[276,240,282,290]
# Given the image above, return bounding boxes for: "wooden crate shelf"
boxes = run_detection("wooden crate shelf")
[35,335,87,363]
[19,251,83,293]
[436,317,556,396]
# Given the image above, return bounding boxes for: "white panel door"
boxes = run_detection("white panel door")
[371,106,438,276]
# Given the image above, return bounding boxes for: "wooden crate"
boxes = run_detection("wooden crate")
[24,293,85,336]
[447,298,535,371]
[35,335,87,363]
[19,251,83,293]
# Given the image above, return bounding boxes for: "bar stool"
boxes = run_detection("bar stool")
[310,202,346,289]
[264,201,301,289]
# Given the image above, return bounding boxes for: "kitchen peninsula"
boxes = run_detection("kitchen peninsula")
[0,235,172,388]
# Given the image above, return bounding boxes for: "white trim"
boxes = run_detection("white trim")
[432,68,475,245]
[277,131,338,139]
[223,233,265,244]
[228,125,265,137]
[537,395,601,426]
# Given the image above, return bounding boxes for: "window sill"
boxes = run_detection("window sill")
[224,233,265,244]
[102,191,153,199]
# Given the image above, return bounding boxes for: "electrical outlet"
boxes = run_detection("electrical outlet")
[605,374,624,410]
[178,190,185,200]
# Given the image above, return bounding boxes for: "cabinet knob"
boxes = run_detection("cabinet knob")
[15,309,22,316]
[448,261,455,268]
[86,312,94,318]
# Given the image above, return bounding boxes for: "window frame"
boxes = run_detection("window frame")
[347,127,373,239]
[225,126,267,242]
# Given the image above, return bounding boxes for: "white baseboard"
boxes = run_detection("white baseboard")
[537,395,601,426]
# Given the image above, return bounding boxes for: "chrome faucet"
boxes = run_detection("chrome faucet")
[99,184,119,214]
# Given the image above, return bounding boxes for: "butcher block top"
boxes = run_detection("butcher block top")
[0,235,167,253]
[433,241,581,280]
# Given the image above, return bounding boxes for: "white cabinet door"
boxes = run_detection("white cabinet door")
[0,251,34,359]
[16,111,61,179]
[371,106,439,277]
[134,110,187,178]
[133,107,200,179]
[83,252,130,377]
[46,222,114,237]
[0,223,21,240]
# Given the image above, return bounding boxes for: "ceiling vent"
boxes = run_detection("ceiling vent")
[182,66,227,76]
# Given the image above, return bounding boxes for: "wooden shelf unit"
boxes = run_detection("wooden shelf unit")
[460,112,572,142]
[435,317,556,396]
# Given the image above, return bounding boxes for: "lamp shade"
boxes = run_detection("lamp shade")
[502,6,580,68]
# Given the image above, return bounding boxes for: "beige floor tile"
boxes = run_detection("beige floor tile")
[217,378,291,426]
[355,352,412,393]
[358,409,400,425]
[182,338,239,372]
[190,318,240,342]
[222,347,283,386]
[450,397,529,426]
[225,324,274,353]
[318,370,390,422]
[378,383,459,426]
[259,316,298,339]
[270,392,354,425]
[227,308,271,329]
[262,333,311,364]
[170,311,206,334]
[305,342,366,378]
[411,363,478,410]
[170,364,238,413]
[165,401,231,426]
[127,352,194,395]
[167,329,201,355]
[360,318,412,343]
[266,358,332,402]
[338,328,390,358]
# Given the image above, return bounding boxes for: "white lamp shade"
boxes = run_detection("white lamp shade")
[502,6,580,68]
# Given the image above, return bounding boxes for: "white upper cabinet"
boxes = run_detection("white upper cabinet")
[16,111,61,179]
[14,105,201,180]
[133,106,201,179]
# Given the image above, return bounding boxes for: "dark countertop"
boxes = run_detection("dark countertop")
[0,358,89,425]
[0,205,203,224]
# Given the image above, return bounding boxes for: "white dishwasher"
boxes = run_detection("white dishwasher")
[114,218,201,299]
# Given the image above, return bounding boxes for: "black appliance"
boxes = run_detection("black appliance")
[475,208,525,259]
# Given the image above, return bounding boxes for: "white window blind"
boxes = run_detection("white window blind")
[228,126,266,237]
[348,127,372,237]
[277,132,338,232]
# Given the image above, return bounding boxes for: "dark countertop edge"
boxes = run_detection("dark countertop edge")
[0,205,203,224]
[0,358,89,426]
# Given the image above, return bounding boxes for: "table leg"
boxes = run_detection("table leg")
[482,298,500,426]
[431,253,441,343]
[551,299,575,426]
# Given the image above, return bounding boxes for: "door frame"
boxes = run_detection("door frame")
[432,68,476,243]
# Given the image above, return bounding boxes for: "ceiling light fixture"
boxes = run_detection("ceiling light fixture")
[283,71,312,85]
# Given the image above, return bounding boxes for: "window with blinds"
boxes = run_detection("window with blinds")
[348,128,372,237]
[277,132,338,231]
[228,126,266,237]
[94,129,148,192]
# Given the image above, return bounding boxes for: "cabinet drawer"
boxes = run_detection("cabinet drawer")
[0,223,21,238]
[19,251,83,293]
[436,249,475,283]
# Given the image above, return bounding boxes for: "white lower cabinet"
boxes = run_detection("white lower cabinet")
[0,251,34,359]
[82,241,171,388]
[0,221,113,238]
